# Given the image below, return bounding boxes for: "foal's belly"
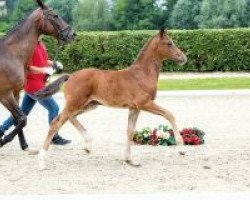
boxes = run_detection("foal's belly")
[92,95,136,109]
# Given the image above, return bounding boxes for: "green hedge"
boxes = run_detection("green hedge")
[4,29,250,72]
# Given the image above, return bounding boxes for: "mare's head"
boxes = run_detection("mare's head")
[35,0,75,43]
[155,27,187,65]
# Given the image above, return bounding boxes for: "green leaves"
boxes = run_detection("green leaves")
[197,0,248,29]
[11,0,36,24]
[72,0,112,31]
[112,0,162,30]
[170,0,202,29]
[43,29,250,73]
[47,0,77,25]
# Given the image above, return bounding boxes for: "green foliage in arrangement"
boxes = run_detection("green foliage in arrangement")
[41,29,250,72]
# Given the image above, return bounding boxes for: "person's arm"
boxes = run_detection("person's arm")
[27,59,54,74]
[27,66,44,74]
[27,65,54,75]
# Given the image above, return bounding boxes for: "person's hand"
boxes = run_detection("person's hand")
[55,61,63,70]
[52,61,63,70]
[43,67,55,76]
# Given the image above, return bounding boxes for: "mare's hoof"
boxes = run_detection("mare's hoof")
[0,138,4,148]
[125,160,141,167]
[21,145,29,151]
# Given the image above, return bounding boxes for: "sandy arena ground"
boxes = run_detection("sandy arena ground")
[0,92,250,195]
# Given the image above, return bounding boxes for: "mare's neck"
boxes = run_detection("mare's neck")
[4,14,40,66]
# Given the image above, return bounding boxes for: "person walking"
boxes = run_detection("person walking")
[0,37,71,145]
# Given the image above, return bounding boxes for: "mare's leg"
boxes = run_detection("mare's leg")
[140,101,184,146]
[0,93,27,148]
[17,128,28,150]
[38,109,70,169]
[125,109,140,166]
[13,92,30,151]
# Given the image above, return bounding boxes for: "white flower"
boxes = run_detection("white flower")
[143,133,150,138]
[162,131,170,139]
[157,130,164,138]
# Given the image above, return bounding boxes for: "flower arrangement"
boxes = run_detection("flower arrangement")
[133,125,205,146]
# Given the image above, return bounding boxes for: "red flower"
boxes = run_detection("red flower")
[168,129,174,136]
[149,129,159,145]
[191,136,201,145]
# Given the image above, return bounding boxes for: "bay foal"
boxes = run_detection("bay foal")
[37,28,187,168]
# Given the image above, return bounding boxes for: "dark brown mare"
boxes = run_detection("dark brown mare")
[35,28,187,168]
[0,0,75,151]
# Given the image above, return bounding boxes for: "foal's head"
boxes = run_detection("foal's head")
[35,0,75,43]
[155,28,187,65]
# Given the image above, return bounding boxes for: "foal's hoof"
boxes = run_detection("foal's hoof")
[125,160,141,167]
[84,148,91,154]
[179,151,186,156]
[38,157,47,170]
[26,148,39,155]
[83,142,92,154]
[39,162,47,171]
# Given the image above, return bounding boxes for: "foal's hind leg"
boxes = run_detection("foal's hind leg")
[38,109,70,169]
[69,117,92,153]
[125,109,140,166]
[69,101,98,153]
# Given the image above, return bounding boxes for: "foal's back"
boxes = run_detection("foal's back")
[64,67,153,109]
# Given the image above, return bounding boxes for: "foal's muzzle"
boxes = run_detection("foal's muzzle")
[173,53,187,66]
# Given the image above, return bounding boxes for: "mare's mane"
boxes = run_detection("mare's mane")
[1,10,35,41]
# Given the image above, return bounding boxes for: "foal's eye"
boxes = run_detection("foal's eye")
[54,15,59,18]
[167,43,173,46]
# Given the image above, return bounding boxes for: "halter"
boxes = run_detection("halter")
[41,9,71,81]
[42,9,72,44]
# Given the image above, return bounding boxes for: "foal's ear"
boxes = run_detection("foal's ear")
[36,0,48,9]
[159,27,167,38]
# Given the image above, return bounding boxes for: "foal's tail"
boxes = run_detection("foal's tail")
[34,74,70,100]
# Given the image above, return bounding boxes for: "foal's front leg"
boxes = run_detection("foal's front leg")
[125,109,140,166]
[140,101,185,153]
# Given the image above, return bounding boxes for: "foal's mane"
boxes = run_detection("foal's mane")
[133,34,158,64]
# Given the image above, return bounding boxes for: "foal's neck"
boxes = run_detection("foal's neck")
[4,13,40,66]
[131,45,162,81]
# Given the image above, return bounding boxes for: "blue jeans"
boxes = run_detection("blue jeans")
[0,93,60,138]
